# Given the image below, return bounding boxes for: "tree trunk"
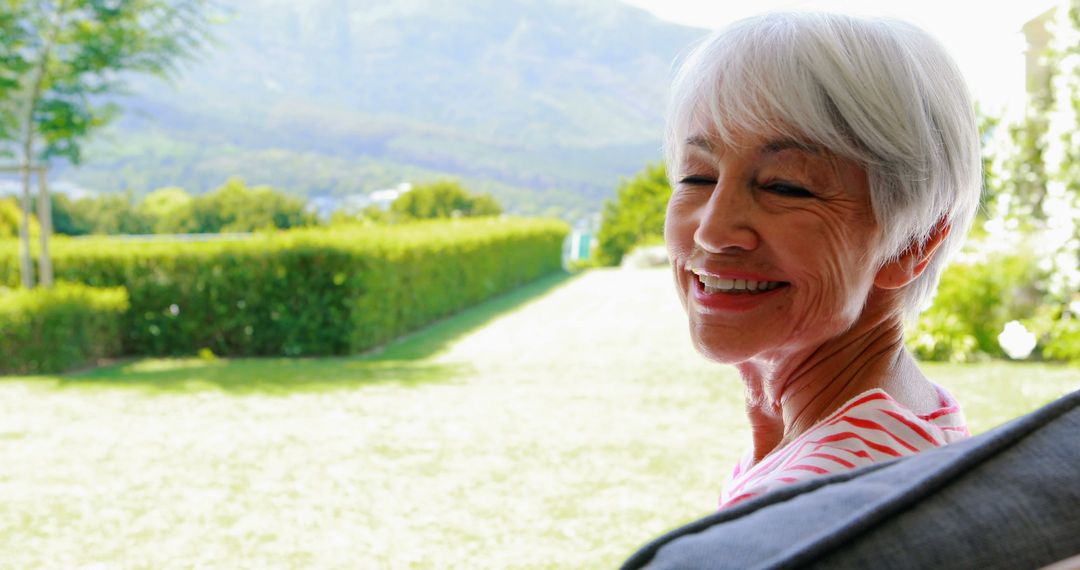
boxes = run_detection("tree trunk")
[16,4,65,289]
[37,167,53,287]
[17,163,34,289]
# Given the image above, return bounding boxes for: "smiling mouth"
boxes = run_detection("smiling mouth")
[692,272,789,295]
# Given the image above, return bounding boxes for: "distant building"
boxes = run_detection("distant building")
[369,182,412,211]
[563,212,601,265]
[307,182,414,219]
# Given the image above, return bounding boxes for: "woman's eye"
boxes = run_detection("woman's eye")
[678,176,716,186]
[762,182,814,198]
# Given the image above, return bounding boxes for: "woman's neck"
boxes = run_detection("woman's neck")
[735,302,936,464]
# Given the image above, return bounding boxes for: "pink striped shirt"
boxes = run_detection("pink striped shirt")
[720,384,969,509]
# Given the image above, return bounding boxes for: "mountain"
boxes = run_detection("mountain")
[56,0,708,220]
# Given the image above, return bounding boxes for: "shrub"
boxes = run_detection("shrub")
[907,252,1046,362]
[0,217,567,357]
[1042,316,1080,364]
[595,163,670,266]
[0,197,40,238]
[0,282,129,374]
[1026,301,1080,365]
[390,180,502,220]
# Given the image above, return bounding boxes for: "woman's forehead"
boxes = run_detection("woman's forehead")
[678,126,838,170]
[684,132,823,155]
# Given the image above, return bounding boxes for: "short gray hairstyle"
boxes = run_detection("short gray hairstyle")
[665,12,981,317]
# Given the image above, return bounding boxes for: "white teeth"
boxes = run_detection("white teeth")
[694,271,784,294]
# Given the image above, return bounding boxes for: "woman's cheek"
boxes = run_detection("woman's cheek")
[664,193,698,258]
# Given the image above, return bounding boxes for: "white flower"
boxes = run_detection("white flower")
[997,320,1036,360]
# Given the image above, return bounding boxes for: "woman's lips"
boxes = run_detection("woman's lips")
[689,270,789,312]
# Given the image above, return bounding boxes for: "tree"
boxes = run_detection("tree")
[189,177,315,233]
[0,196,39,238]
[0,5,27,158]
[36,190,149,235]
[959,1,1080,363]
[0,0,214,288]
[390,180,503,220]
[45,191,83,235]
[79,191,152,234]
[136,186,196,234]
[594,162,670,266]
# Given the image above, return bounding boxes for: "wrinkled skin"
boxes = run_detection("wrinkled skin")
[666,125,946,460]
[666,132,882,364]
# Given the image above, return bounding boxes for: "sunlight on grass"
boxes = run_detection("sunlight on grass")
[123,358,220,373]
[1,268,1077,569]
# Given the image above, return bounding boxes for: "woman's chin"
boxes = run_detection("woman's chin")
[690,328,766,364]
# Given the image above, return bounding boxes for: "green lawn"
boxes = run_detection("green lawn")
[2,268,1077,569]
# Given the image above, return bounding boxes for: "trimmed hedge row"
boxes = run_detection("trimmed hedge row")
[0,218,568,357]
[0,282,129,374]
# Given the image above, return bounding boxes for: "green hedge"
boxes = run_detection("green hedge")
[0,282,129,374]
[907,251,1047,362]
[0,218,568,357]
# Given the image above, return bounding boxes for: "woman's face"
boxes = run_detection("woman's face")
[665,121,886,365]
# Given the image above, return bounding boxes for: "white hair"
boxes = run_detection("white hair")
[665,12,982,317]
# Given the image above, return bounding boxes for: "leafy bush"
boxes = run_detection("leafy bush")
[135,187,197,234]
[1026,301,1080,364]
[42,179,317,236]
[594,163,670,266]
[907,252,1046,362]
[190,177,316,233]
[1042,316,1080,364]
[390,180,502,220]
[0,218,567,357]
[0,282,129,374]
[0,197,39,238]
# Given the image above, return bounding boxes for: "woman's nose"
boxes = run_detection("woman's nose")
[693,180,759,254]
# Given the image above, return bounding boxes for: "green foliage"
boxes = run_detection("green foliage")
[1,0,215,287]
[1026,301,1080,365]
[0,281,128,374]
[42,180,316,236]
[0,0,214,164]
[47,191,84,235]
[390,180,502,220]
[0,1,30,159]
[908,252,1046,362]
[0,197,39,238]
[136,186,196,234]
[0,218,569,357]
[329,205,389,226]
[41,190,150,235]
[71,191,153,235]
[189,178,315,233]
[594,162,670,266]
[963,1,1080,364]
[1042,317,1080,364]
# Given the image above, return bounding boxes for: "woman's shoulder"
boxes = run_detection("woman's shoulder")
[816,385,970,446]
[720,386,969,508]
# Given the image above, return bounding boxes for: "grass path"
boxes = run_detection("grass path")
[1,268,1078,569]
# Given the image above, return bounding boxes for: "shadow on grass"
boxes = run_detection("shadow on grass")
[10,271,582,395]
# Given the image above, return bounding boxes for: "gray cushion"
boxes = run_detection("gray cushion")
[622,389,1080,570]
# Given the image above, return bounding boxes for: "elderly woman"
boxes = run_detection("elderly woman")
[663,12,980,508]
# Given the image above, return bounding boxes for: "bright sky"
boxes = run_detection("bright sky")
[623,0,1060,114]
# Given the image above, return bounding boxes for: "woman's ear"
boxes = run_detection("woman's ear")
[874,221,951,290]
